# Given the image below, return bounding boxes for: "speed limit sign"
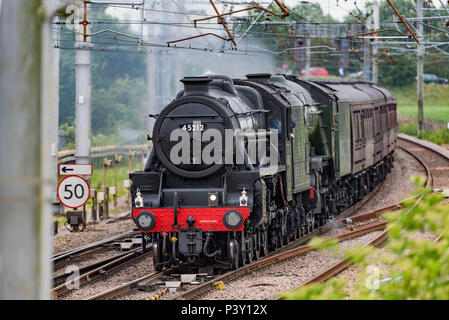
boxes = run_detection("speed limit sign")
[57,175,90,209]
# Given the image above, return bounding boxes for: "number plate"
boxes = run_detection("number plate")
[180,122,207,132]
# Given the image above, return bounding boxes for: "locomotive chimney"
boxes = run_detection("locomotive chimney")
[180,77,212,96]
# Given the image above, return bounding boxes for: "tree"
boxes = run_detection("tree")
[379,52,416,87]
[58,6,147,138]
[91,76,146,136]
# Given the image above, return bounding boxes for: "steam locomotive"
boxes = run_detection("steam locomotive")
[130,74,397,271]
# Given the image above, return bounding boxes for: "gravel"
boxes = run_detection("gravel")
[398,139,449,190]
[53,218,135,255]
[199,231,383,300]
[356,148,426,213]
[59,253,154,300]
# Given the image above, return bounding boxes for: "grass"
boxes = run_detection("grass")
[90,165,132,199]
[397,105,449,123]
[399,122,449,145]
[54,215,66,228]
[392,83,449,123]
[394,83,449,145]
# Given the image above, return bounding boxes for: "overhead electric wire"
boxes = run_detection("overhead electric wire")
[53,0,449,61]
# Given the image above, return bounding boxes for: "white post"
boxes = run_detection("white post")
[372,0,380,84]
[75,0,91,165]
[417,0,424,133]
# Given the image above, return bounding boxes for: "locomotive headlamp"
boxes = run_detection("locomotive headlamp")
[136,211,156,231]
[239,188,248,207]
[223,210,243,230]
[134,188,144,208]
[208,191,218,207]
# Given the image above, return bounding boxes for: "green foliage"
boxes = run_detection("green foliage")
[91,132,125,147]
[398,122,418,136]
[395,82,449,145]
[393,83,449,111]
[58,7,147,138]
[308,237,339,254]
[283,278,349,300]
[91,76,146,136]
[379,53,416,88]
[379,0,416,22]
[90,164,131,198]
[398,105,449,123]
[53,215,67,228]
[282,176,449,300]
[417,129,449,145]
[399,123,449,145]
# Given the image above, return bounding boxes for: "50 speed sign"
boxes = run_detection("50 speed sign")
[57,175,90,209]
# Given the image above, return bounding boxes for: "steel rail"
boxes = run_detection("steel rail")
[85,262,191,300]
[85,271,163,300]
[52,248,140,287]
[52,231,138,264]
[52,249,152,298]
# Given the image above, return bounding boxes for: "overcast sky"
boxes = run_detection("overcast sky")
[105,0,368,24]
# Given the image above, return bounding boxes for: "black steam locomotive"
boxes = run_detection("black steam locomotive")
[130,74,397,271]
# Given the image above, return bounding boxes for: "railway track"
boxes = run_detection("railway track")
[172,214,390,300]
[52,247,146,288]
[86,220,387,301]
[52,230,138,267]
[52,247,153,299]
[72,135,447,301]
[52,230,156,299]
[85,264,191,300]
